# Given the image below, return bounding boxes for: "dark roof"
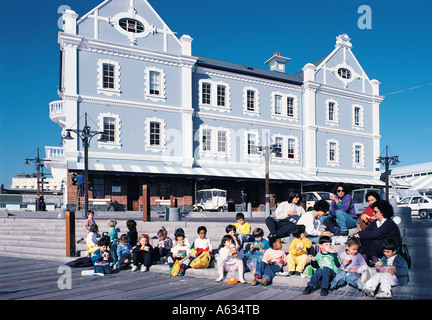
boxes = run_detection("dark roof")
[194,55,303,86]
[295,52,331,80]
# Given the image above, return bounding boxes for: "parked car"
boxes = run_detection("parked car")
[303,191,333,211]
[193,188,227,212]
[397,195,432,219]
[351,188,385,216]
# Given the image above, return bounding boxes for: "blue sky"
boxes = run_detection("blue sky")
[0,0,431,187]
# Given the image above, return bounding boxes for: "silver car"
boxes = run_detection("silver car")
[397,195,432,219]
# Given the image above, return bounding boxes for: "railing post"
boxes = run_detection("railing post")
[65,210,76,257]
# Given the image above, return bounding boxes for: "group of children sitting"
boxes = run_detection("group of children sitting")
[82,211,409,299]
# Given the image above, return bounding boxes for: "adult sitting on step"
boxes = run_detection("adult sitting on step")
[354,200,402,266]
[265,191,305,238]
[327,183,358,236]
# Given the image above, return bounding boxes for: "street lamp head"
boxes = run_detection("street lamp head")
[24,159,30,166]
[97,134,108,143]
[62,130,74,141]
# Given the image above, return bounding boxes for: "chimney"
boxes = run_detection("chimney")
[264,52,291,73]
[335,33,352,49]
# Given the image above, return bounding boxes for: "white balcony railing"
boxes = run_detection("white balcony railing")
[49,100,66,127]
[45,146,65,160]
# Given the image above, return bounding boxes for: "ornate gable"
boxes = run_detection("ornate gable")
[75,0,183,54]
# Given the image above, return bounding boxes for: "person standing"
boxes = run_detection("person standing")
[241,190,247,212]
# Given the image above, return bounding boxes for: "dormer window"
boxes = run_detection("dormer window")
[119,18,144,33]
[338,68,351,79]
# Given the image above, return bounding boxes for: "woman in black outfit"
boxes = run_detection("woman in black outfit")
[354,200,401,266]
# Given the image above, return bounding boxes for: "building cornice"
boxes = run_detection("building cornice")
[79,94,189,114]
[58,32,197,68]
[310,82,385,104]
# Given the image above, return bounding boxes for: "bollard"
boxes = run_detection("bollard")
[265,202,271,218]
[57,209,66,219]
[247,202,252,218]
[65,210,76,257]
[0,209,8,218]
[389,198,412,227]
[166,207,181,221]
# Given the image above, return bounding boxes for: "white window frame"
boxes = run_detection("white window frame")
[112,12,152,45]
[97,59,121,96]
[144,67,166,102]
[199,125,231,158]
[243,86,260,116]
[97,113,122,150]
[352,104,365,130]
[272,134,300,164]
[326,139,340,166]
[271,92,299,121]
[352,142,365,169]
[325,99,339,126]
[198,79,231,112]
[333,62,356,88]
[145,117,166,152]
[244,130,260,161]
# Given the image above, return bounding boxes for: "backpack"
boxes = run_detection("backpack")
[399,243,411,269]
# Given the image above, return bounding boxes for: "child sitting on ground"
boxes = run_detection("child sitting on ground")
[107,219,119,263]
[107,219,119,244]
[303,235,342,296]
[330,236,368,291]
[246,228,270,259]
[216,234,246,283]
[193,226,213,256]
[155,226,172,263]
[91,235,114,275]
[173,228,191,248]
[131,234,154,272]
[86,224,100,255]
[287,224,312,275]
[232,212,252,244]
[363,238,409,299]
[126,220,138,247]
[167,234,191,276]
[225,224,242,252]
[251,236,287,286]
[116,234,133,271]
[245,228,270,273]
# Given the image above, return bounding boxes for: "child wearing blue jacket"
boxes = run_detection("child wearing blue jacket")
[116,234,133,270]
[245,228,271,273]
[91,235,114,275]
[363,238,409,299]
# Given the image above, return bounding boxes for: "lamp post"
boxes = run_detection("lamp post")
[257,137,282,218]
[377,145,400,201]
[24,147,48,211]
[62,112,107,218]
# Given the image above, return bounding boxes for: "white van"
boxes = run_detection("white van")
[351,188,385,216]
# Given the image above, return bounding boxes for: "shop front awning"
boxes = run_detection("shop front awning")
[392,174,432,192]
[68,162,384,187]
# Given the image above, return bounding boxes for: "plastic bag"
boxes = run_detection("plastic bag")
[246,256,258,274]
[171,260,181,276]
[190,251,211,269]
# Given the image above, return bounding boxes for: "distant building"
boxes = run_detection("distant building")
[390,162,432,195]
[10,174,63,192]
[44,0,384,212]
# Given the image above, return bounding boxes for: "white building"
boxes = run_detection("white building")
[44,0,384,211]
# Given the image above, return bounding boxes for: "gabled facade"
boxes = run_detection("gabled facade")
[45,0,384,211]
